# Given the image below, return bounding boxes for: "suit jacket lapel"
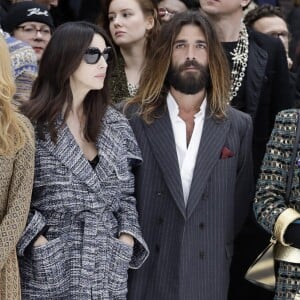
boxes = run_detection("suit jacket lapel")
[143,109,186,218]
[245,34,268,120]
[186,112,231,218]
[40,123,101,193]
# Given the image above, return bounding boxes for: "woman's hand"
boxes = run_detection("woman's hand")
[119,233,134,247]
[33,235,48,247]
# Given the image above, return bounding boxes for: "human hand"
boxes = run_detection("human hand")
[33,235,48,247]
[119,233,134,247]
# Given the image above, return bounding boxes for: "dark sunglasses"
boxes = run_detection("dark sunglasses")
[83,47,111,64]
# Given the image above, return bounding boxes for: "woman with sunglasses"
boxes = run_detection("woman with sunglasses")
[101,0,160,103]
[17,21,149,299]
[0,34,34,300]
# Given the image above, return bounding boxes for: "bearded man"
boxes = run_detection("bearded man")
[126,10,254,300]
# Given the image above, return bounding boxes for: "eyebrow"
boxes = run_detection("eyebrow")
[108,8,134,14]
[174,39,207,44]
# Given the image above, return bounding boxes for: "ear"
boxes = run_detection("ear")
[145,15,155,31]
[241,0,251,9]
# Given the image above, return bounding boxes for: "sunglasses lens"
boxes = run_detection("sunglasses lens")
[84,47,111,64]
[102,47,111,61]
[84,48,100,64]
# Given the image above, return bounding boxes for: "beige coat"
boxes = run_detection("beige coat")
[0,114,34,300]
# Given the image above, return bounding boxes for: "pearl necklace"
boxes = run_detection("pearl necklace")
[229,23,249,101]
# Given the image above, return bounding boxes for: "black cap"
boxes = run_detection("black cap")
[2,2,54,33]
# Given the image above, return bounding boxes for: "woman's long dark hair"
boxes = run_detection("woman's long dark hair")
[21,21,116,143]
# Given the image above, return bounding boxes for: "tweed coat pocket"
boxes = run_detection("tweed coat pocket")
[107,237,133,296]
[20,237,69,298]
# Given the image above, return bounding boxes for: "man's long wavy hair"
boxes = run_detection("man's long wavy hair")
[21,21,115,143]
[0,35,32,155]
[126,10,231,123]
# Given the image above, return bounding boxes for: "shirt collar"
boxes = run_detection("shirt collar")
[167,92,207,120]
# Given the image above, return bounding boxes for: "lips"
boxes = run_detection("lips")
[95,74,106,79]
[33,46,44,52]
[114,31,125,37]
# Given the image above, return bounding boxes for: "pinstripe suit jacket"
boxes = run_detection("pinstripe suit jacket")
[17,107,149,300]
[127,105,254,300]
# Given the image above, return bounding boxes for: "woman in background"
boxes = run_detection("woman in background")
[254,109,300,299]
[0,34,34,300]
[101,0,160,103]
[18,21,148,299]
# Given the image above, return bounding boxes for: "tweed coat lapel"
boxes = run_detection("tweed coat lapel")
[40,123,101,193]
[245,33,268,120]
[186,112,231,219]
[143,109,186,218]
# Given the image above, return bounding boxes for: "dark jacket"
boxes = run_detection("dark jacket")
[229,29,293,300]
[128,105,254,300]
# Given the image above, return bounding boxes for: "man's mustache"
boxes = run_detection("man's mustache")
[178,60,202,71]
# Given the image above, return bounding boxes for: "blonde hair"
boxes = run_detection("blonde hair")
[0,35,32,155]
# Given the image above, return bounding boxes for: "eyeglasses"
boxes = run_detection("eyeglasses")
[83,47,111,64]
[16,25,51,37]
[268,31,289,40]
[158,7,176,18]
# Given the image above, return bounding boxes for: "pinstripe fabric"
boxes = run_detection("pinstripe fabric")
[127,105,254,300]
[17,106,149,300]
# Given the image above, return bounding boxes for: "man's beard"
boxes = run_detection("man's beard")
[167,60,210,94]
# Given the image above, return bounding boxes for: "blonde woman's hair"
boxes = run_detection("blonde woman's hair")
[0,35,32,155]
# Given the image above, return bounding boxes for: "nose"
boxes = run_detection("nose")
[112,15,122,27]
[50,0,58,6]
[98,56,108,69]
[34,30,43,40]
[186,45,196,60]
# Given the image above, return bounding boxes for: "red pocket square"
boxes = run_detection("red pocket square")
[220,147,234,159]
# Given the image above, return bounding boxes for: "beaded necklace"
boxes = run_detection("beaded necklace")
[229,23,249,101]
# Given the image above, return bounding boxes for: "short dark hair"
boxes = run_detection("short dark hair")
[21,21,116,143]
[244,4,285,27]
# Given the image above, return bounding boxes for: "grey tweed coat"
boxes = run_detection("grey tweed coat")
[17,106,149,300]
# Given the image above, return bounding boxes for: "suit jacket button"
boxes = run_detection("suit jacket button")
[199,251,205,259]
[199,223,204,229]
[157,191,163,196]
[155,244,160,253]
[158,217,164,225]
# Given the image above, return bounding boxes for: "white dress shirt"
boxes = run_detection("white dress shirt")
[167,92,207,205]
